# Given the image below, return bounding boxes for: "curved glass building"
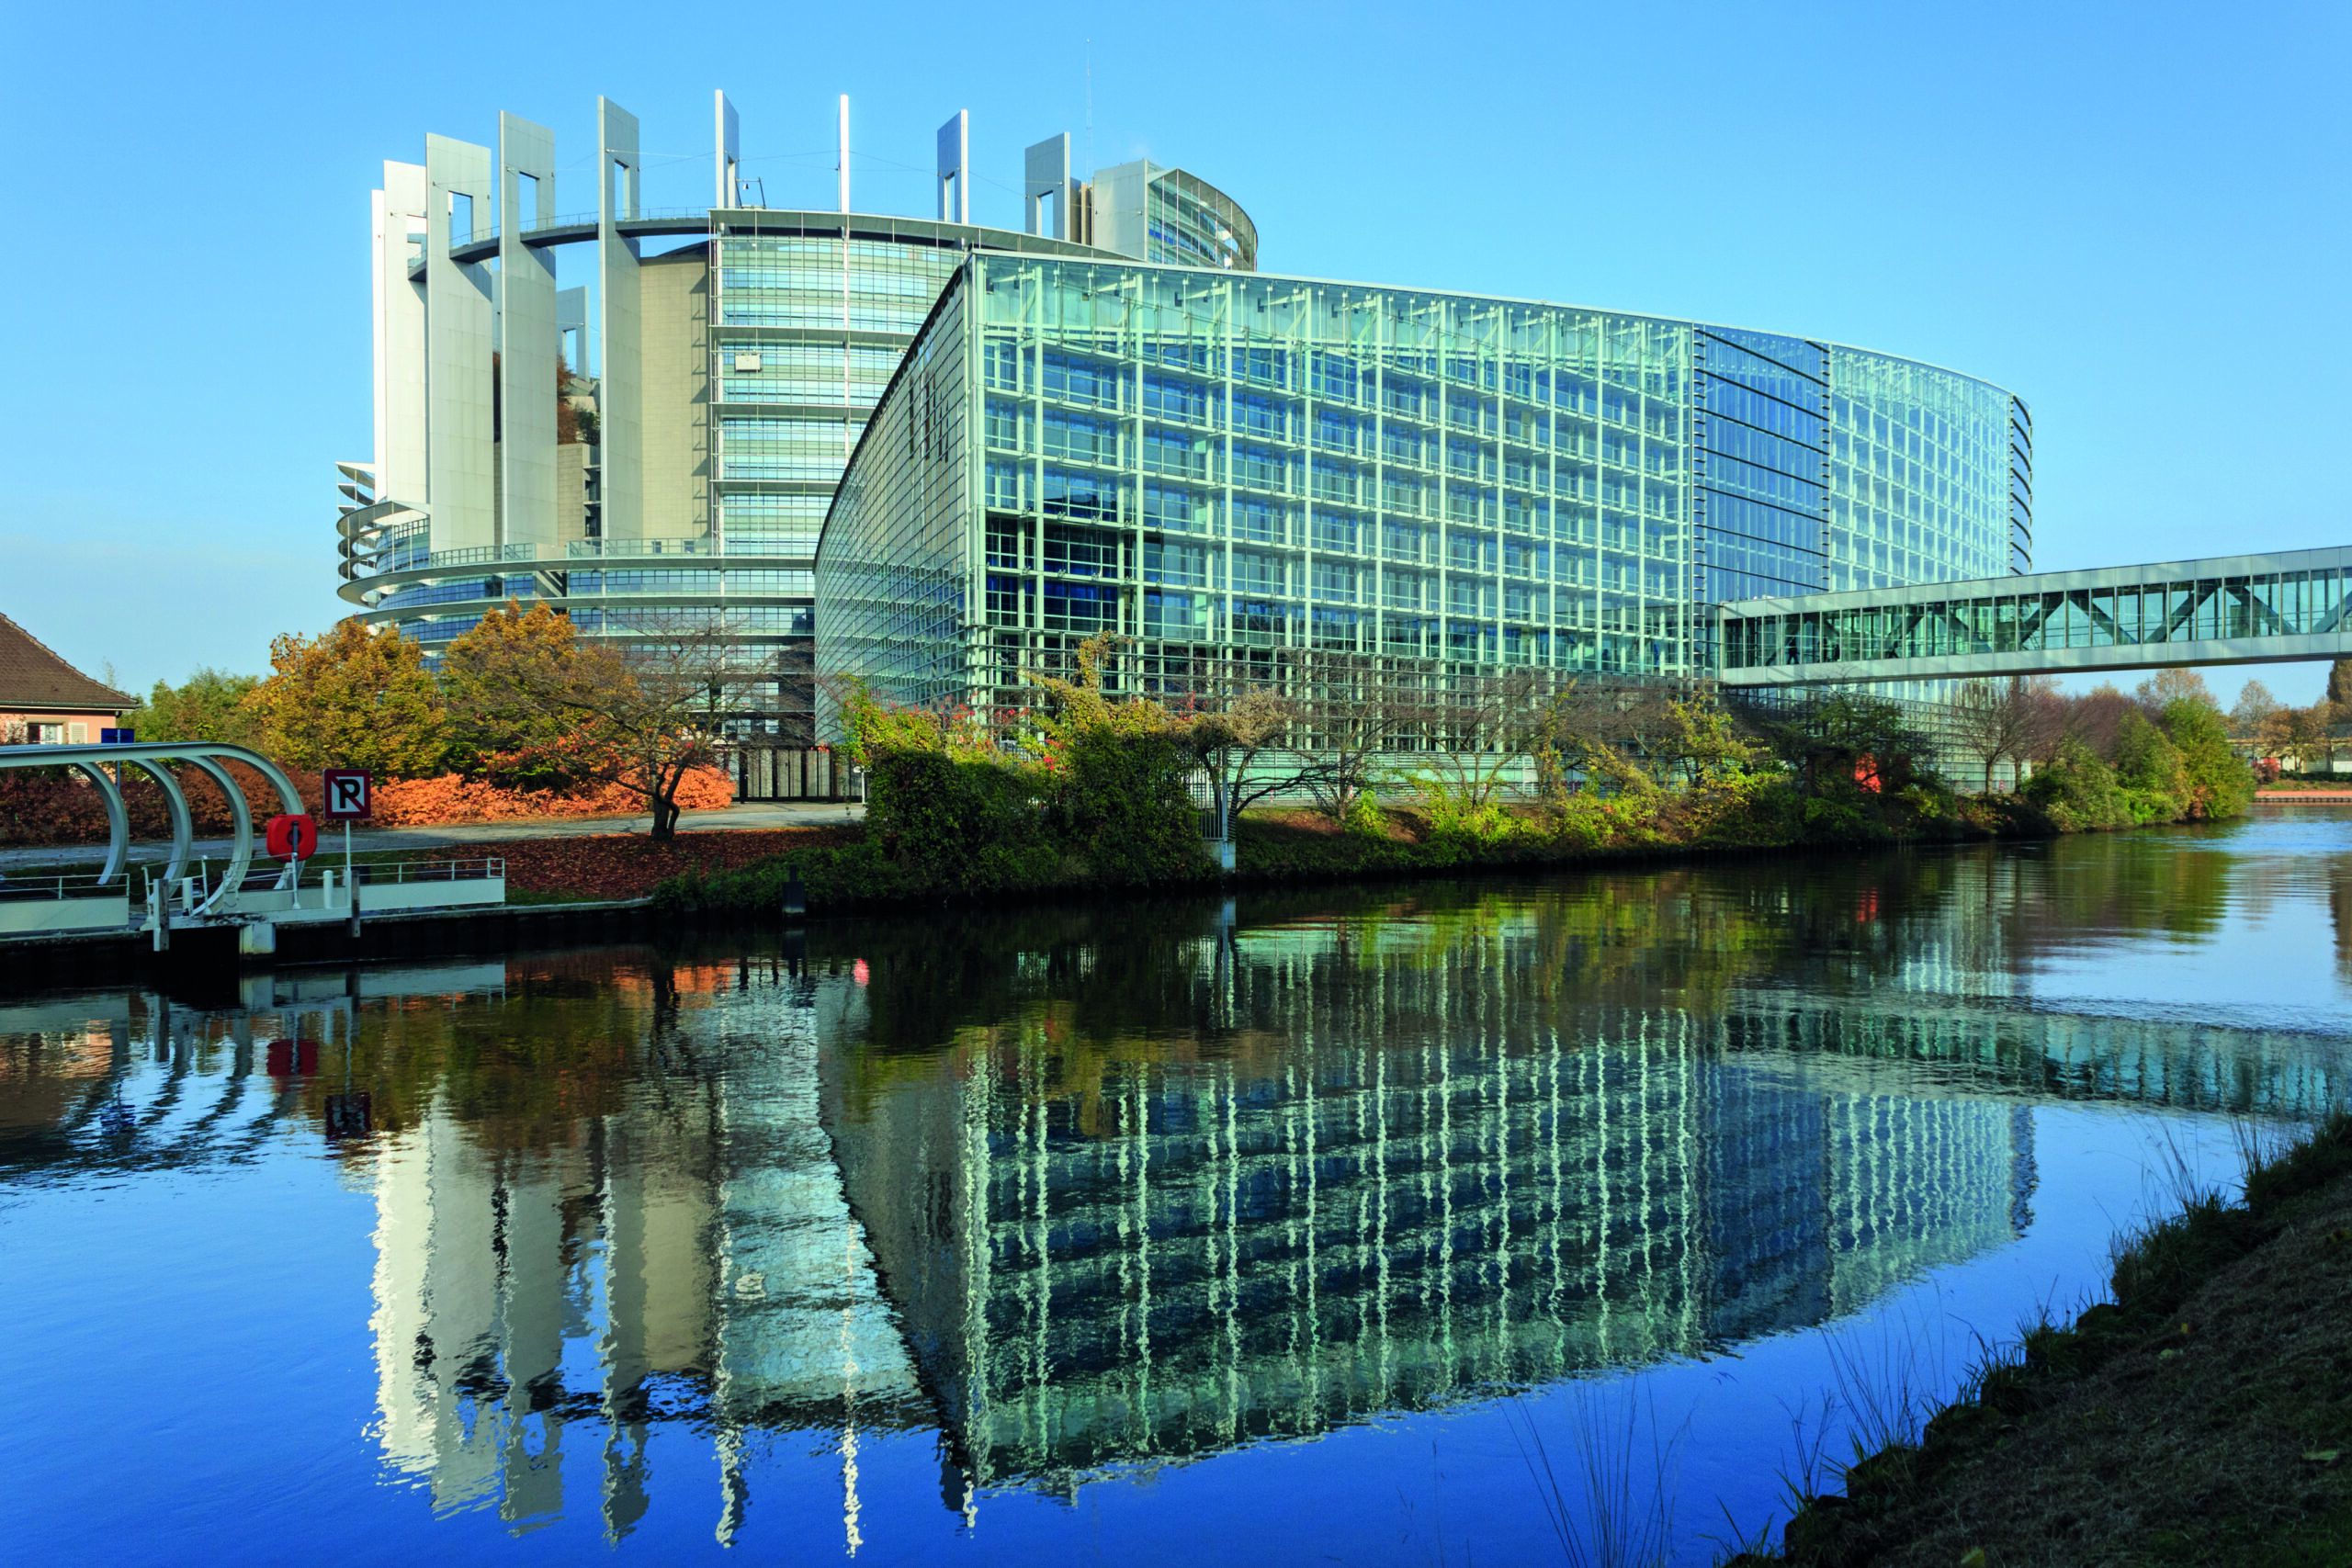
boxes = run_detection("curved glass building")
[334,97,1253,745]
[818,256,2030,714]
[332,93,2027,759]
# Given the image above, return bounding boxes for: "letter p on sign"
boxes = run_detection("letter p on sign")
[322,769,373,822]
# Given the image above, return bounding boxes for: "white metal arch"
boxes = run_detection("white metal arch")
[0,743,306,918]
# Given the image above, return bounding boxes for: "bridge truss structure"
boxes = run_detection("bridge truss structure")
[1716,546,2352,686]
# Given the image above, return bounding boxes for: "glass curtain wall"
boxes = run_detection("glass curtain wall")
[820,255,2026,727]
[710,220,971,739]
[1826,349,2015,592]
[1145,169,1257,271]
[1692,328,1833,604]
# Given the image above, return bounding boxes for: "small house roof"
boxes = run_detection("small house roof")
[0,613,135,716]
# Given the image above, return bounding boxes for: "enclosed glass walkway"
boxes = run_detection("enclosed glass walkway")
[1715,546,2352,685]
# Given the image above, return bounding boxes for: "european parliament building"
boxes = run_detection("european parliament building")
[336,92,2028,753]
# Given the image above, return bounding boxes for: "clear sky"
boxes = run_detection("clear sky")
[3,0,2345,705]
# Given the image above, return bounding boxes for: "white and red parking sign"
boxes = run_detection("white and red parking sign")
[322,769,373,822]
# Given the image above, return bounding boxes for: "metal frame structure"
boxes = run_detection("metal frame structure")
[0,742,304,919]
[1716,545,2352,685]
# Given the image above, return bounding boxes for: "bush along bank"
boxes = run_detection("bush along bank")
[649,659,2257,919]
[1737,1111,2352,1568]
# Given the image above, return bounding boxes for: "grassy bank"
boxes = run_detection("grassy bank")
[648,664,2254,918]
[1739,1112,2352,1568]
[644,783,2064,918]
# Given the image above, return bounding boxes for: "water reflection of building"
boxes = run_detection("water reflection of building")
[16,888,2341,1540]
[823,915,2038,1496]
[361,961,924,1545]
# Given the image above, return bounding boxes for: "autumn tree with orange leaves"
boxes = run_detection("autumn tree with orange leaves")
[438,602,752,839]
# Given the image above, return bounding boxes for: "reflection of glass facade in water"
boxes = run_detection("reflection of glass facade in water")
[9,833,2350,1545]
[818,256,2026,712]
[826,923,2033,1492]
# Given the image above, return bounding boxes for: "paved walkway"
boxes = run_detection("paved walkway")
[2256,791,2352,802]
[0,800,866,870]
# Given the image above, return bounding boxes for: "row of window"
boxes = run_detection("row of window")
[982,340,1690,442]
[982,410,1685,499]
[973,578,1690,671]
[1723,571,2352,667]
[982,396,1679,475]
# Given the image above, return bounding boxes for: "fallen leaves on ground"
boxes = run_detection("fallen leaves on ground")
[439,827,858,901]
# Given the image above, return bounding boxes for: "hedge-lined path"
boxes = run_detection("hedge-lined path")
[0,799,865,870]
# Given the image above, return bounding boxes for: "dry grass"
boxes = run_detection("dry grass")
[1757,1116,2352,1567]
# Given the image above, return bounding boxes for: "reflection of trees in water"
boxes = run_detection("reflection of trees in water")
[3,821,2341,1530]
[2333,860,2352,986]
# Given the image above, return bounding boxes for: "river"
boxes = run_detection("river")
[6,816,2350,1565]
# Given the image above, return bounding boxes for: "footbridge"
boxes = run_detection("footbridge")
[1715,546,2352,686]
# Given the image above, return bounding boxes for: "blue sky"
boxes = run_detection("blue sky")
[3,0,2344,705]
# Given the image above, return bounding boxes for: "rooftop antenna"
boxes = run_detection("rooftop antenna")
[1084,41,1094,177]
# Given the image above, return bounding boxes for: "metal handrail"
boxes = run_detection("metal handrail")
[346,536,831,580]
[0,873,124,903]
[350,857,504,886]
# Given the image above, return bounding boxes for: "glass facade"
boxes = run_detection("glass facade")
[1143,166,1256,271]
[1720,552,2352,676]
[818,256,2028,716]
[349,212,1105,742]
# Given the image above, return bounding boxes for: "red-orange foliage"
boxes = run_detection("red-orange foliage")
[372,767,732,826]
[0,763,733,846]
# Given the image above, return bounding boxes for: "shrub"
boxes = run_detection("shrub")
[2022,739,2132,831]
[2159,699,2256,819]
[864,746,1057,888]
[1053,726,1202,885]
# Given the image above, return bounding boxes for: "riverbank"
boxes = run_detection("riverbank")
[644,790,2063,918]
[1746,1112,2352,1567]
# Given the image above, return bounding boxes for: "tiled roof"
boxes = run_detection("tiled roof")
[0,613,135,714]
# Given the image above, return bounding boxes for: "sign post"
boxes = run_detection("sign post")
[322,770,373,939]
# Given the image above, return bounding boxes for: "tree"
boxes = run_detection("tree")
[2112,708,2189,811]
[2160,699,2256,818]
[2326,660,2352,709]
[127,668,263,748]
[1389,666,1553,819]
[2229,678,2282,739]
[1729,690,1930,797]
[2257,704,2321,773]
[1025,635,1204,882]
[439,601,610,790]
[1178,684,1305,840]
[1531,678,1758,798]
[2310,701,2347,777]
[2062,682,2135,759]
[242,620,445,775]
[2135,668,2216,713]
[2021,739,2130,831]
[447,610,747,839]
[1947,676,2058,794]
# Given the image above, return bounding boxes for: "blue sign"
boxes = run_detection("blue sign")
[99,728,135,744]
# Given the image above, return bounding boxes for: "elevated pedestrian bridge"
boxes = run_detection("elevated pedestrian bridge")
[1716,546,2352,686]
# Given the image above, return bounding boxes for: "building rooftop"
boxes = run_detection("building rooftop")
[0,613,133,714]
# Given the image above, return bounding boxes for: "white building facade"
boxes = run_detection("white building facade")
[336,94,1255,749]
